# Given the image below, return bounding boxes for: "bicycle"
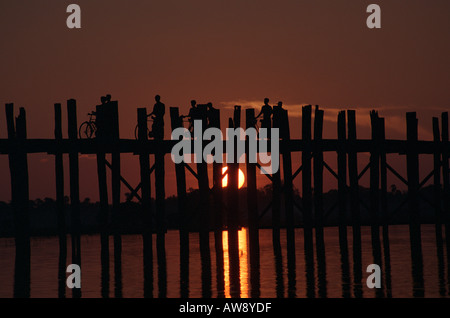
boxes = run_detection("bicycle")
[79,112,97,139]
[134,118,151,140]
[134,116,190,140]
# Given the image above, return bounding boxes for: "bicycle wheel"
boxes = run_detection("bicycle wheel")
[79,121,95,139]
[89,122,96,138]
[135,125,150,140]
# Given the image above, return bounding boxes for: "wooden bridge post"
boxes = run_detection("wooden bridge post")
[6,104,31,298]
[109,101,123,298]
[227,111,241,232]
[270,106,283,297]
[13,107,31,240]
[379,117,392,297]
[5,104,17,215]
[347,109,363,297]
[54,103,67,298]
[433,117,443,236]
[138,107,153,298]
[279,109,295,249]
[369,111,382,282]
[432,116,445,296]
[274,104,296,297]
[153,108,167,298]
[283,108,296,298]
[271,143,282,250]
[313,106,327,298]
[195,104,212,297]
[54,104,66,245]
[169,107,188,297]
[337,111,347,248]
[441,112,450,285]
[245,108,260,298]
[95,102,110,298]
[406,112,424,297]
[67,99,81,298]
[337,110,350,298]
[227,110,241,298]
[302,105,315,298]
[210,107,225,297]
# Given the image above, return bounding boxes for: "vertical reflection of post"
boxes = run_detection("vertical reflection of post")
[228,230,241,298]
[139,108,153,298]
[379,118,392,298]
[7,104,31,298]
[313,106,327,298]
[337,111,350,298]
[100,234,110,299]
[246,109,260,298]
[406,112,424,298]
[272,163,282,250]
[249,248,260,298]
[200,242,212,298]
[155,148,167,298]
[273,241,284,298]
[143,231,153,299]
[58,240,67,298]
[157,247,167,298]
[302,105,315,298]
[347,110,363,298]
[213,161,224,298]
[55,103,67,298]
[338,236,351,298]
[14,239,30,298]
[113,234,123,298]
[214,212,225,298]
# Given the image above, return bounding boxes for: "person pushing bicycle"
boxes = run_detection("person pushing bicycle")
[148,95,165,139]
[180,99,198,133]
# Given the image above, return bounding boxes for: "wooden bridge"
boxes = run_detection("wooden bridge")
[1,98,449,298]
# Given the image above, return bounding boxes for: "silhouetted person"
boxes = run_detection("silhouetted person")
[256,98,272,129]
[101,94,111,105]
[256,98,272,138]
[273,101,284,129]
[148,95,165,139]
[181,100,198,133]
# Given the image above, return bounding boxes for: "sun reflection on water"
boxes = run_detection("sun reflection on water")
[222,228,249,298]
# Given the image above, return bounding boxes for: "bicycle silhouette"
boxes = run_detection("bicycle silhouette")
[134,120,150,140]
[79,112,97,139]
[134,116,189,139]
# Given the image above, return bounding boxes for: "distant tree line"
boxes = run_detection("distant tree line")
[0,184,440,238]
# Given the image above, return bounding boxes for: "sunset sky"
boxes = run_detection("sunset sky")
[0,1,449,202]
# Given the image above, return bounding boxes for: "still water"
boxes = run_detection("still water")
[0,224,447,298]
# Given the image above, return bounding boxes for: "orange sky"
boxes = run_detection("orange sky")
[0,1,449,201]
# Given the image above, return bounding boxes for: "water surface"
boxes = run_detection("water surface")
[0,224,447,298]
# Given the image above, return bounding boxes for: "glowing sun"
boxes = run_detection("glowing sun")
[222,166,245,189]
